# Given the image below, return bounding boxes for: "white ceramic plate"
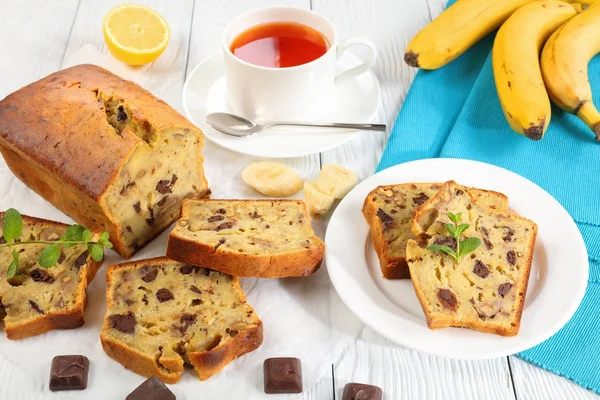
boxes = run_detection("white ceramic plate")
[182,51,381,158]
[325,158,588,359]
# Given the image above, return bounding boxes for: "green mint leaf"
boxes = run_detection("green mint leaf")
[82,230,92,245]
[61,224,85,245]
[7,249,19,279]
[103,239,113,249]
[427,245,458,259]
[88,243,104,262]
[447,212,462,225]
[3,208,23,243]
[444,223,457,237]
[455,223,470,238]
[99,232,110,243]
[38,244,61,268]
[458,237,482,259]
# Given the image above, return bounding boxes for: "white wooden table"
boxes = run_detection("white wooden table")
[0,1,597,399]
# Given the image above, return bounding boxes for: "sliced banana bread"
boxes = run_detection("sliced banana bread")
[166,200,325,278]
[100,257,262,383]
[406,181,537,336]
[362,183,508,279]
[0,213,102,340]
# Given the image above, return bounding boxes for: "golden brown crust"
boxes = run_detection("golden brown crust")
[0,213,102,340]
[100,257,263,382]
[166,199,325,278]
[0,65,209,258]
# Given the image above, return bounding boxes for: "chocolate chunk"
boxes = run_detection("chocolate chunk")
[342,382,383,400]
[125,299,135,306]
[472,260,490,279]
[109,312,136,334]
[30,268,55,283]
[483,238,493,250]
[133,201,141,214]
[126,376,175,400]
[0,236,6,244]
[207,215,225,223]
[264,358,303,394]
[180,265,200,275]
[225,328,239,337]
[117,105,127,122]
[29,300,44,314]
[126,226,133,233]
[142,294,148,305]
[437,289,457,311]
[120,181,136,195]
[249,211,262,219]
[498,282,513,297]
[190,285,202,294]
[503,227,515,242]
[49,355,89,391]
[506,250,517,265]
[140,266,158,283]
[412,192,429,206]
[218,238,226,244]
[156,179,173,194]
[157,196,169,207]
[180,313,196,326]
[74,251,89,268]
[455,189,464,196]
[156,289,174,303]
[215,208,227,214]
[376,208,394,227]
[469,298,475,305]
[57,252,66,264]
[215,221,234,231]
[433,236,457,252]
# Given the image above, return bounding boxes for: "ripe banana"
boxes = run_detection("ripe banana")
[304,182,335,216]
[492,1,576,140]
[541,6,600,140]
[405,0,537,69]
[241,162,303,197]
[315,164,358,199]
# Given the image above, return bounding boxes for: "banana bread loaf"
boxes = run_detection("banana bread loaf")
[0,213,102,340]
[100,257,262,383]
[362,183,508,279]
[406,181,537,336]
[166,199,325,278]
[0,64,209,258]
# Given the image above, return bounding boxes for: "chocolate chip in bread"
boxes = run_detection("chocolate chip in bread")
[406,181,537,336]
[167,199,325,278]
[100,257,263,383]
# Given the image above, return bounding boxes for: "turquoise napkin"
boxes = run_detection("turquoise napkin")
[378,1,600,394]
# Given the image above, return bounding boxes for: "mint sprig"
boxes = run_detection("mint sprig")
[1,208,112,279]
[427,212,481,262]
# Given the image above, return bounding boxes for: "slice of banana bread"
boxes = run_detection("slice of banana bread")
[0,213,102,340]
[406,181,537,336]
[362,183,508,279]
[100,257,263,383]
[166,200,325,278]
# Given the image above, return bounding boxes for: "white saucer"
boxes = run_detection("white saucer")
[182,51,381,158]
[325,159,589,360]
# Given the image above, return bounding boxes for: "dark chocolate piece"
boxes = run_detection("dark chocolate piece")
[342,382,383,400]
[49,355,89,391]
[264,357,303,394]
[126,376,175,400]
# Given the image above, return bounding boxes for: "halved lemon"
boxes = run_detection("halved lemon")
[103,4,170,66]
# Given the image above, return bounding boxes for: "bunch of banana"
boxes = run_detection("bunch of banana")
[540,5,600,140]
[492,1,576,140]
[405,0,600,141]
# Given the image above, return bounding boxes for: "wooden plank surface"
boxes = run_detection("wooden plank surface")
[0,0,598,399]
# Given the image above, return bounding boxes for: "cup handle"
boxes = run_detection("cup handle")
[335,36,377,82]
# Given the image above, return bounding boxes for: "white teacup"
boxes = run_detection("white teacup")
[222,7,377,121]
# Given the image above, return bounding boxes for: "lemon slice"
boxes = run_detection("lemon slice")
[103,4,170,66]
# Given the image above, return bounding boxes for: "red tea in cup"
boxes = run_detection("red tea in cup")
[230,22,329,68]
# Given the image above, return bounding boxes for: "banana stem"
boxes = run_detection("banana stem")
[576,101,600,140]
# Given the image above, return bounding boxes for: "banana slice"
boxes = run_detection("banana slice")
[304,181,335,216]
[242,162,303,197]
[316,164,358,199]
